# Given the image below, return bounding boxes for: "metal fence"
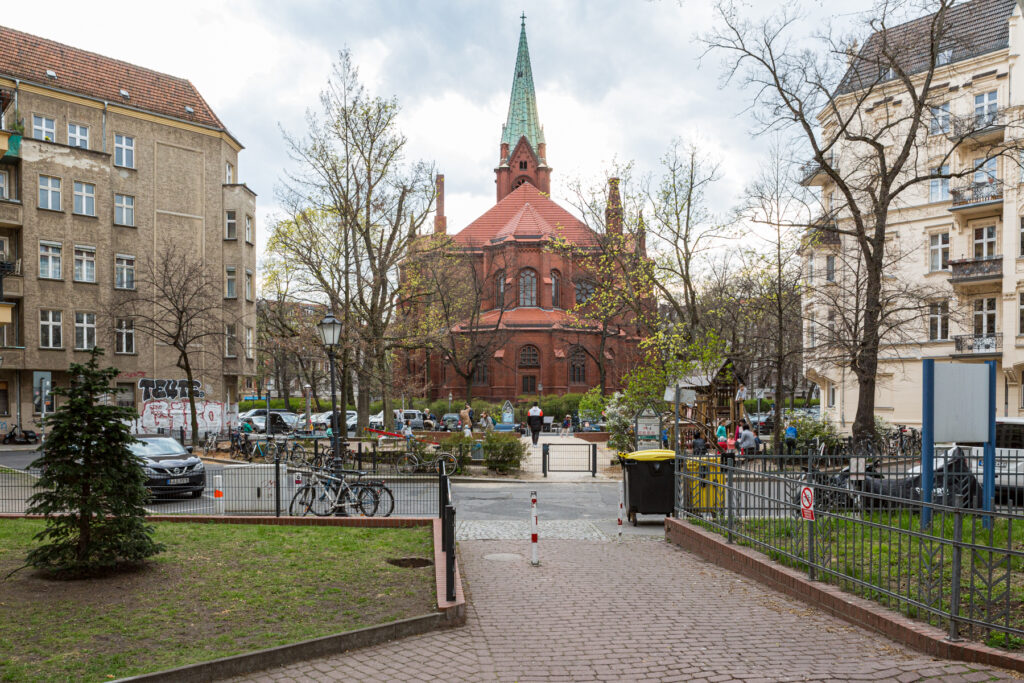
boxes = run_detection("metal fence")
[440,469,457,602]
[675,449,1024,649]
[541,443,597,477]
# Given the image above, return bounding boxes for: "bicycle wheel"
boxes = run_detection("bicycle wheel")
[435,452,458,475]
[289,485,317,516]
[310,482,337,517]
[354,485,379,516]
[396,453,418,474]
[289,444,306,466]
[373,484,395,517]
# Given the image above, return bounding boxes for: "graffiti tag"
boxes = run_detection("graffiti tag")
[138,378,205,401]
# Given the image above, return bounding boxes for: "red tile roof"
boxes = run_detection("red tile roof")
[461,307,613,331]
[453,181,598,246]
[0,25,225,130]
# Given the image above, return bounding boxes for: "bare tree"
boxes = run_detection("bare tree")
[114,244,224,444]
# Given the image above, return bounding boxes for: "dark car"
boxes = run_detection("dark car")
[858,448,981,509]
[133,437,205,498]
[440,413,461,432]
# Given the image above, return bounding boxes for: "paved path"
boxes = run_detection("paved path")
[229,537,1018,682]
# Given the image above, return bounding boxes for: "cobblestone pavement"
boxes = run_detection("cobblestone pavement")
[457,519,611,541]
[230,538,1020,682]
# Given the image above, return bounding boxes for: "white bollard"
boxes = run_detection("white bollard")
[618,480,624,538]
[530,490,539,566]
[213,474,225,515]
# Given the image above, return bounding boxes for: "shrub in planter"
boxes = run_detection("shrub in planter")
[483,433,527,473]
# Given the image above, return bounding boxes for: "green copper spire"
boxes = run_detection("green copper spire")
[501,14,545,156]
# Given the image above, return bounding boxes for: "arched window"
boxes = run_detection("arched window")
[569,347,587,384]
[575,280,595,305]
[494,270,506,309]
[473,362,488,385]
[550,270,561,308]
[519,269,537,307]
[519,345,540,368]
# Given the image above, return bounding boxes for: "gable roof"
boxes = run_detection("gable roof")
[453,181,598,247]
[837,0,1016,95]
[0,24,226,131]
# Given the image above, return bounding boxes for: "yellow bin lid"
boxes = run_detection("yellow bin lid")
[621,449,676,462]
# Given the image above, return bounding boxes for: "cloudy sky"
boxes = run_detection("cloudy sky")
[6,0,865,254]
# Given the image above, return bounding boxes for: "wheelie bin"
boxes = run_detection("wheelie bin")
[618,449,676,525]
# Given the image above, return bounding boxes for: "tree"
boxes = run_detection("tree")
[703,0,1024,443]
[26,348,163,575]
[114,243,225,444]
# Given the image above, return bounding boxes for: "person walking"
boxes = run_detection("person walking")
[481,411,494,433]
[737,423,756,458]
[527,402,544,447]
[715,421,728,453]
[692,432,707,456]
[459,403,472,438]
[561,414,571,436]
[785,422,798,455]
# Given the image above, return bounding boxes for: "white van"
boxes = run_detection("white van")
[961,418,1024,503]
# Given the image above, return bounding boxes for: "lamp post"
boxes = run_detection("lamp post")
[316,314,344,476]
[447,391,452,414]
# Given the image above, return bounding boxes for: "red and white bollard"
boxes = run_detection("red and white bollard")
[213,474,225,515]
[618,480,624,538]
[530,490,539,566]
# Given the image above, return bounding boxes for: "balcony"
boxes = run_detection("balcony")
[799,158,839,187]
[0,200,21,228]
[949,180,1003,215]
[0,133,19,159]
[947,255,1002,292]
[954,333,1001,356]
[803,212,841,248]
[948,110,1005,145]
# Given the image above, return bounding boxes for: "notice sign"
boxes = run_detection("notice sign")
[800,486,815,521]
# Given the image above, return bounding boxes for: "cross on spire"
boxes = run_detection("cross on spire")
[520,11,526,26]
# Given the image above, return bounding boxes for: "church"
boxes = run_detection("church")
[415,18,643,401]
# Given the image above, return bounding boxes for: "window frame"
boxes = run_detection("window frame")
[225,161,234,184]
[518,268,537,307]
[518,344,540,368]
[825,255,836,282]
[115,318,135,355]
[569,347,587,384]
[72,181,96,216]
[245,327,254,359]
[973,225,997,259]
[245,215,253,243]
[38,242,62,280]
[114,134,135,168]
[550,270,560,308]
[929,165,950,202]
[929,300,950,341]
[929,102,950,135]
[114,193,135,226]
[225,323,237,358]
[73,246,96,283]
[929,232,950,271]
[225,266,237,299]
[521,375,536,394]
[32,115,55,142]
[0,168,8,200]
[575,280,595,305]
[74,311,96,351]
[974,297,997,336]
[245,270,254,301]
[38,175,61,211]
[67,123,89,149]
[225,210,237,240]
[114,254,136,290]
[39,309,62,349]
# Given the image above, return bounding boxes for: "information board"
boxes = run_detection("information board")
[634,405,662,451]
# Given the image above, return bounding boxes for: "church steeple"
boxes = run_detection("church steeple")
[495,14,551,202]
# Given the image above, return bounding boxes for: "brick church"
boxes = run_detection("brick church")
[417,18,643,401]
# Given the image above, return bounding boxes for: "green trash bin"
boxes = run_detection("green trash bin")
[618,449,676,525]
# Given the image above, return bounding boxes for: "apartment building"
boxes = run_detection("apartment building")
[0,26,255,433]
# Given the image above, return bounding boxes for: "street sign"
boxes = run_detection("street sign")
[800,486,815,521]
[634,405,662,451]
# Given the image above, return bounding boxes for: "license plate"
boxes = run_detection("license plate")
[167,477,189,485]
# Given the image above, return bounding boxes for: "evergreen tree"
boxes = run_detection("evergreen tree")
[26,348,163,574]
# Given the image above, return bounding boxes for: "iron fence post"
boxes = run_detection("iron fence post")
[948,502,964,641]
[726,459,734,544]
[445,504,456,602]
[591,443,597,477]
[438,468,445,519]
[274,452,281,518]
[542,443,548,477]
[674,454,681,517]
[808,514,816,581]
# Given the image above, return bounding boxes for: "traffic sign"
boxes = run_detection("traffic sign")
[800,486,815,521]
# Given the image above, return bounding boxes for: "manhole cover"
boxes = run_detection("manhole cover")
[386,557,433,568]
[483,553,522,562]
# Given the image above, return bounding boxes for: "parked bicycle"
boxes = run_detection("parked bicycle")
[289,468,378,517]
[275,437,306,466]
[249,438,278,463]
[396,449,458,475]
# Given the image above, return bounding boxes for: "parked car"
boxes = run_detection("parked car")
[369,411,385,431]
[440,413,461,432]
[394,409,426,430]
[132,437,205,498]
[248,412,293,434]
[748,412,775,434]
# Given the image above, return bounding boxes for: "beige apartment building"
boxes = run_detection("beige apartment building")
[0,26,255,434]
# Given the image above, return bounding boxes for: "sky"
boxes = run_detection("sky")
[4,0,867,260]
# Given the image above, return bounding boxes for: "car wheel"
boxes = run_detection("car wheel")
[191,489,204,498]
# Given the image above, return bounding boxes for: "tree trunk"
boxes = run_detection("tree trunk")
[181,352,200,446]
[852,241,884,446]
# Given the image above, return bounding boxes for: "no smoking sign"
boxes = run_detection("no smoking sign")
[800,486,815,521]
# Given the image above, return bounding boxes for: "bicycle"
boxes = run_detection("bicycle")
[276,438,307,466]
[396,449,457,475]
[249,438,278,463]
[202,431,220,458]
[289,469,378,517]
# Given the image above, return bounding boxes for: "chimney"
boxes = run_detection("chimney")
[434,174,447,234]
[605,177,623,235]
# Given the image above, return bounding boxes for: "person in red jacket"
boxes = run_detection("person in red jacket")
[527,402,544,446]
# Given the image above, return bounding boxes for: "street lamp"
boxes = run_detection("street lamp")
[316,314,344,476]
[447,391,452,414]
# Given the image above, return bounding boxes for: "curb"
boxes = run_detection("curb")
[664,517,1024,674]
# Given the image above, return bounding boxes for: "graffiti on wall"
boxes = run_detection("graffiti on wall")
[138,378,205,401]
[137,400,238,434]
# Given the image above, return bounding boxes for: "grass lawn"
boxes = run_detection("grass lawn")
[0,519,436,682]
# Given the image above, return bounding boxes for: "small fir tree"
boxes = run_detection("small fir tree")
[26,348,163,574]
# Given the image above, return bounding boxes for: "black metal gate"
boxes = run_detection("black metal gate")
[542,443,598,477]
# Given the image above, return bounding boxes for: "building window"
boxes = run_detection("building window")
[115,382,135,409]
[825,255,835,282]
[930,232,950,271]
[973,157,997,185]
[245,270,254,300]
[0,380,9,414]
[0,169,8,200]
[929,102,950,135]
[39,310,62,348]
[472,362,488,385]
[225,162,234,183]
[245,215,253,243]
[929,301,949,341]
[225,210,237,239]
[519,345,540,368]
[225,267,237,298]
[245,327,254,359]
[114,134,135,168]
[974,225,996,259]
[975,90,998,127]
[73,247,95,283]
[518,269,537,307]
[808,312,816,348]
[519,160,528,170]
[495,270,505,308]
[115,255,135,290]
[569,347,586,384]
[575,280,595,305]
[1019,293,1024,336]
[929,165,949,202]
[38,175,61,211]
[73,181,95,216]
[32,115,55,142]
[807,257,815,284]
[115,318,135,354]
[39,242,61,279]
[115,194,135,226]
[225,324,237,357]
[936,48,953,66]
[74,312,96,350]
[974,297,996,336]
[828,385,837,408]
[522,375,536,393]
[67,123,89,149]
[551,270,560,308]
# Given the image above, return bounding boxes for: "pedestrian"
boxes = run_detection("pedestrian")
[716,421,728,452]
[482,412,494,433]
[738,423,756,457]
[785,422,798,455]
[561,414,571,436]
[459,403,472,438]
[692,432,707,456]
[661,427,669,449]
[527,401,544,446]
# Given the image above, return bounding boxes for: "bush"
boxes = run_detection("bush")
[482,433,527,473]
[439,434,475,471]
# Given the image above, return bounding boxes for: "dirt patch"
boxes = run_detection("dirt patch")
[387,557,433,568]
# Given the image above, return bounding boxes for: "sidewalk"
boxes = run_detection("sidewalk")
[230,537,1016,682]
[519,431,621,481]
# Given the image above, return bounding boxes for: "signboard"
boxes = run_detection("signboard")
[800,486,815,521]
[634,405,662,451]
[501,400,515,425]
[662,386,697,405]
[933,363,989,443]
